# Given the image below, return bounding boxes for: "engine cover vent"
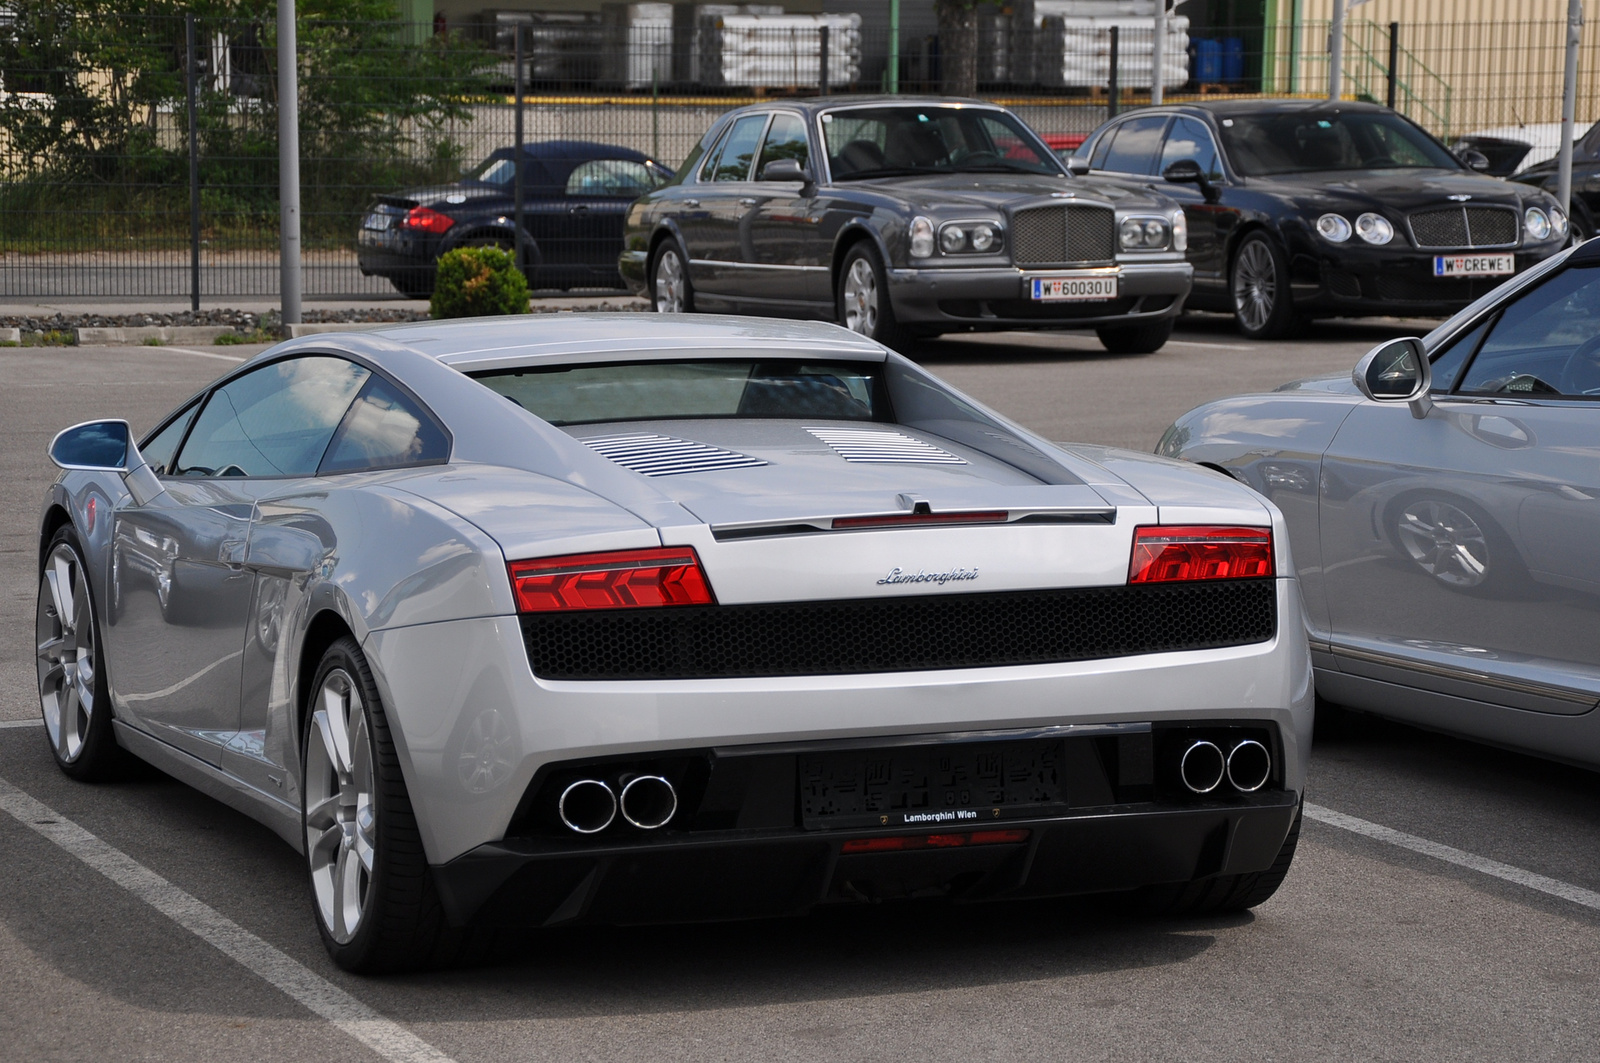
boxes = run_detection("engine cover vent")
[581,433,767,477]
[806,427,968,465]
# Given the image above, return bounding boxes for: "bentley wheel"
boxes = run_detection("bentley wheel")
[303,637,462,972]
[837,243,911,351]
[37,528,123,781]
[1230,233,1301,340]
[1391,497,1520,593]
[652,240,694,313]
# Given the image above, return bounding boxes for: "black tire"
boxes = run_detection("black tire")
[1229,232,1303,340]
[1127,802,1302,917]
[387,272,434,300]
[837,241,913,352]
[37,527,126,781]
[1096,316,1175,354]
[650,237,695,313]
[301,637,468,973]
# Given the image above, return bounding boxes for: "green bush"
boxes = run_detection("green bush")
[430,246,529,319]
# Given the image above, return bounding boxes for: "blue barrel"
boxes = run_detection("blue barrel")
[1191,38,1221,82]
[1222,37,1244,82]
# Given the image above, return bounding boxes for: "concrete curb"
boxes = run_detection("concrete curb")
[284,323,383,338]
[75,325,241,346]
[0,328,20,345]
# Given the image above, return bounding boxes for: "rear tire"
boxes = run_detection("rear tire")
[302,637,467,973]
[651,238,695,313]
[1096,317,1175,354]
[37,527,126,781]
[1127,802,1302,916]
[1230,232,1303,340]
[837,242,913,352]
[388,273,434,300]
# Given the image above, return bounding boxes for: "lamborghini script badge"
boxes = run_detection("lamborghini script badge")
[877,567,979,586]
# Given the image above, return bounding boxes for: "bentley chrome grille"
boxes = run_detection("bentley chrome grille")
[1408,205,1520,249]
[1011,204,1116,265]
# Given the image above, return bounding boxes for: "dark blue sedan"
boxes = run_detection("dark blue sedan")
[356,140,672,297]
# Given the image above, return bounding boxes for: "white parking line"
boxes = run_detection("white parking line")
[157,346,247,362]
[1306,802,1600,912]
[1163,339,1255,351]
[0,719,43,728]
[0,776,457,1063]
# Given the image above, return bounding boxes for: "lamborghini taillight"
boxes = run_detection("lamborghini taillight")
[508,547,715,612]
[1128,526,1274,584]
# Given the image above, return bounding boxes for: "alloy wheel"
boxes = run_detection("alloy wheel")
[305,668,377,944]
[842,257,879,335]
[1233,241,1277,333]
[1395,500,1491,588]
[36,542,95,764]
[654,248,685,313]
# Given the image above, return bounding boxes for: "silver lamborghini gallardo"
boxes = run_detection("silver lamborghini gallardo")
[37,314,1310,971]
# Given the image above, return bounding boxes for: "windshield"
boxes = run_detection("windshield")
[470,361,886,426]
[466,155,516,186]
[822,106,1063,179]
[1218,110,1461,175]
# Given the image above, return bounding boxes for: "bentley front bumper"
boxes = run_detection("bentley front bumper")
[886,260,1194,330]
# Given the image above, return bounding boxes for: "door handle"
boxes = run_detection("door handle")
[683,198,700,208]
[568,204,589,213]
[739,197,758,206]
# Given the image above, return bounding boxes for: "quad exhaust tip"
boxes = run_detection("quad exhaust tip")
[1179,740,1226,794]
[620,775,678,830]
[1226,739,1272,793]
[558,779,617,834]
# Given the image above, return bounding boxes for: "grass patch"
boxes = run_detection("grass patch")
[140,336,164,346]
[215,328,278,345]
[22,330,75,346]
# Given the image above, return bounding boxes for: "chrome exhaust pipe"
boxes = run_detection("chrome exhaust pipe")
[1179,740,1226,794]
[619,775,678,830]
[1226,739,1272,793]
[558,779,617,834]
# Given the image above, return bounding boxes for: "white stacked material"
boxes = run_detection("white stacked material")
[699,13,862,88]
[601,3,673,88]
[976,5,1012,84]
[1035,15,1189,89]
[1010,0,1158,84]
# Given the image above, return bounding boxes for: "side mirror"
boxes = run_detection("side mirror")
[1064,154,1092,176]
[1460,148,1491,172]
[48,418,165,505]
[1163,158,1218,202]
[1353,337,1433,419]
[760,157,814,191]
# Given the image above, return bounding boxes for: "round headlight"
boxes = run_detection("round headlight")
[1119,216,1146,249]
[1143,219,1169,247]
[1317,214,1352,242]
[940,225,966,254]
[1551,206,1570,237]
[970,223,997,252]
[1172,210,1188,252]
[1525,206,1552,241]
[909,216,935,258]
[1355,212,1394,245]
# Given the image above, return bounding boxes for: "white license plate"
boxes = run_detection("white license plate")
[1433,253,1514,277]
[361,212,391,232]
[1030,273,1119,302]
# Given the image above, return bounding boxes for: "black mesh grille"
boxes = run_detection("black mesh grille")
[1011,205,1115,265]
[1409,206,1519,248]
[1326,270,1362,298]
[520,580,1277,680]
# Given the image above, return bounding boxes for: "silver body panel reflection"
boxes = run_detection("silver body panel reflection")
[1164,239,1600,765]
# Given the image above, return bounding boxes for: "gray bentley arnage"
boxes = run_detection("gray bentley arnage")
[620,97,1193,354]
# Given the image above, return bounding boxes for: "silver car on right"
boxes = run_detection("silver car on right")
[1161,237,1600,766]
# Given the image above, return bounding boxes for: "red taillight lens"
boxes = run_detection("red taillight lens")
[840,829,1031,854]
[1128,525,1274,584]
[509,547,715,612]
[403,205,455,234]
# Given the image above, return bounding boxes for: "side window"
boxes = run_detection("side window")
[1097,115,1169,175]
[1456,267,1600,397]
[1159,116,1222,180]
[1427,318,1490,393]
[564,159,663,198]
[1088,126,1115,170]
[711,114,770,182]
[173,356,370,478]
[756,113,810,176]
[140,400,201,477]
[320,375,450,474]
[697,124,732,182]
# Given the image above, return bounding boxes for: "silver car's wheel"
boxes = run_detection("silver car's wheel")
[842,256,880,335]
[37,540,96,765]
[1232,239,1277,334]
[1395,499,1492,588]
[305,667,377,945]
[653,244,689,313]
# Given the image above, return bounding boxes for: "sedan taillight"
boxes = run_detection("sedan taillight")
[403,205,455,234]
[1128,526,1274,584]
[508,547,715,612]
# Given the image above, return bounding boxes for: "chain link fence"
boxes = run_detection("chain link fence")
[2,7,1597,302]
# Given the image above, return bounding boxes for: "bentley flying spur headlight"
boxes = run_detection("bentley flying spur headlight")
[1316,214,1352,242]
[1119,216,1170,250]
[909,216,935,258]
[1525,206,1552,241]
[1355,212,1394,245]
[1551,206,1570,238]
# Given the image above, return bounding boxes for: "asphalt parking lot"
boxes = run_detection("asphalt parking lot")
[3,316,1599,1062]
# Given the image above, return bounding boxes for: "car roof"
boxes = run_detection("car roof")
[489,140,655,163]
[366,313,890,371]
[1144,98,1397,120]
[721,94,995,117]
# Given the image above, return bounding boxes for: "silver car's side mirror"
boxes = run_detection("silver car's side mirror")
[48,418,165,505]
[1353,337,1433,419]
